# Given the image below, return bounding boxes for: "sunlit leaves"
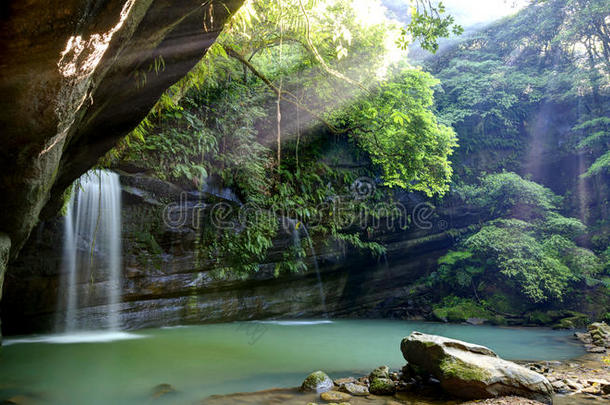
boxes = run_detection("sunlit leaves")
[340,70,457,196]
[397,1,463,52]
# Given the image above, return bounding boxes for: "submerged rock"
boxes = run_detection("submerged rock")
[301,371,334,393]
[400,331,553,404]
[150,383,176,399]
[319,390,351,401]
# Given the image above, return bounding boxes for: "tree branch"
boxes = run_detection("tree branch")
[297,0,370,94]
[223,45,345,134]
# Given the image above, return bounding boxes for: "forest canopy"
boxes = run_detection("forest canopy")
[100,0,608,319]
[103,0,464,274]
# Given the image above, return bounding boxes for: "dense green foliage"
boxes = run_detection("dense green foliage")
[341,70,457,195]
[433,173,604,304]
[102,0,608,320]
[418,0,609,318]
[108,0,461,275]
[428,0,610,177]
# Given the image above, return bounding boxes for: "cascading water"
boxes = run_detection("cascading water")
[59,169,122,332]
[285,219,328,318]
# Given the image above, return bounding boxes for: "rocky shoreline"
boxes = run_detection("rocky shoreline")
[200,323,610,405]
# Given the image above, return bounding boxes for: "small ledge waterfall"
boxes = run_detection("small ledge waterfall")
[59,169,122,332]
[286,219,328,318]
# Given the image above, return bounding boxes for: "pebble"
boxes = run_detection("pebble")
[565,378,583,391]
[581,385,601,395]
[320,391,352,402]
[341,382,369,396]
[334,377,356,386]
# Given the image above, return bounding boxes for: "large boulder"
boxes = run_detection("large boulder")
[401,331,553,404]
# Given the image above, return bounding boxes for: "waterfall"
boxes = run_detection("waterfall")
[59,169,122,332]
[286,219,328,318]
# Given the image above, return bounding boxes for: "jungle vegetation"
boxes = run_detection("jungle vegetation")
[104,0,609,318]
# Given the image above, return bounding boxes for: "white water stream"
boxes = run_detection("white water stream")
[59,169,122,332]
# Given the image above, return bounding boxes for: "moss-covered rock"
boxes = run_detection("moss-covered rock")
[586,322,610,348]
[369,365,390,380]
[320,390,351,402]
[552,312,590,329]
[588,322,610,334]
[401,331,553,403]
[369,377,396,395]
[301,371,333,393]
[439,357,491,381]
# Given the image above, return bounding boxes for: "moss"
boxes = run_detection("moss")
[488,314,508,325]
[439,357,491,381]
[58,184,74,217]
[135,230,163,255]
[432,297,492,323]
[552,312,590,329]
[552,318,574,329]
[369,365,389,380]
[301,370,332,391]
[369,377,396,395]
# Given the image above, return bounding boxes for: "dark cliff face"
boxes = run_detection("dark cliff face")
[1,173,474,335]
[0,0,243,286]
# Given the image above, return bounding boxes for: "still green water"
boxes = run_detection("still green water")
[0,320,584,405]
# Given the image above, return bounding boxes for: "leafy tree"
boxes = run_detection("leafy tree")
[398,1,463,52]
[427,0,609,178]
[107,0,460,276]
[435,173,603,303]
[456,172,559,218]
[338,69,457,195]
